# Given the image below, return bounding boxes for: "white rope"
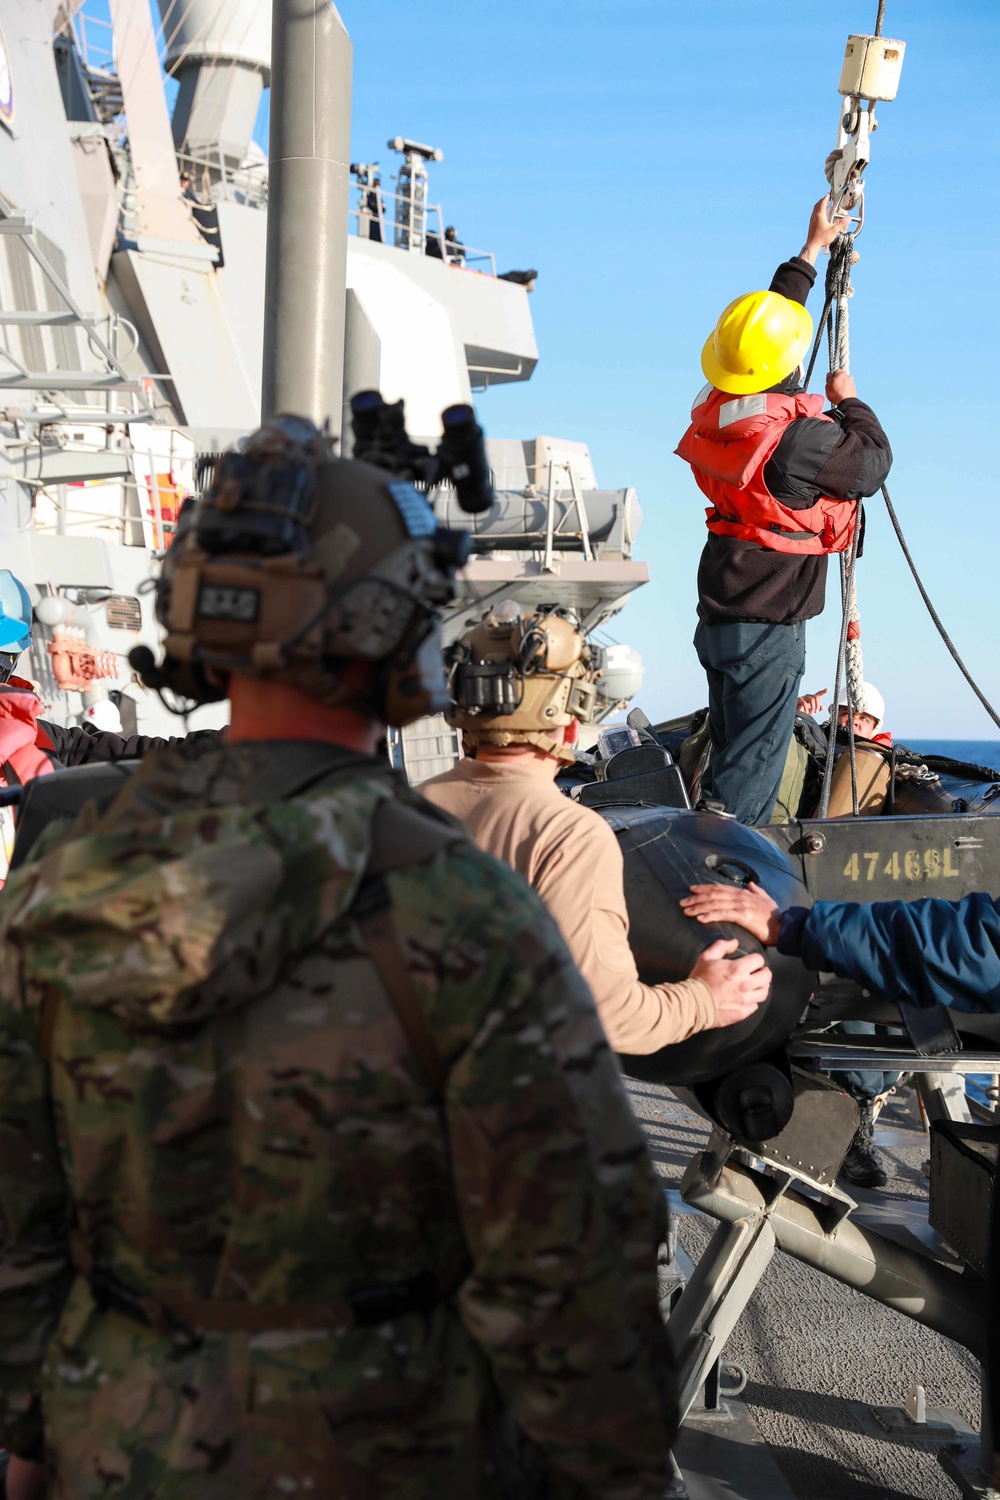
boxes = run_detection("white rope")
[845,578,864,706]
[828,232,866,747]
[806,223,867,814]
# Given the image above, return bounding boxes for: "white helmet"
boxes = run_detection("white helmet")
[837,681,885,732]
[82,698,124,734]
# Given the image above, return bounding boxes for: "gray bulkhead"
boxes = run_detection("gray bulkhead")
[0,0,645,748]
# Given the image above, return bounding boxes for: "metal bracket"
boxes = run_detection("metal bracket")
[939,1440,1000,1500]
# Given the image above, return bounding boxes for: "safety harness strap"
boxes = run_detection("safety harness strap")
[358,901,447,1095]
[353,795,464,1097]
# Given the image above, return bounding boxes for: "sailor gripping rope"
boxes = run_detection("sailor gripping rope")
[675,8,906,828]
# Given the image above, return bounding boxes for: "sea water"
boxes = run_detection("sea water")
[903,739,1000,768]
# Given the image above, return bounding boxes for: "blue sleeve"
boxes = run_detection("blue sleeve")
[776,907,811,956]
[799,893,1000,1012]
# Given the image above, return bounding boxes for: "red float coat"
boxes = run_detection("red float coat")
[676,386,858,556]
[0,678,57,787]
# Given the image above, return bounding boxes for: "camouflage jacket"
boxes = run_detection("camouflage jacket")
[0,739,675,1498]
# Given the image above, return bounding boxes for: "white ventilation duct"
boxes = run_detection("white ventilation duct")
[157,0,271,166]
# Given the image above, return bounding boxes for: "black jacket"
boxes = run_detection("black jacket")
[39,721,221,767]
[696,256,892,626]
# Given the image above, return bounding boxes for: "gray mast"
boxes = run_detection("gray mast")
[262,0,352,426]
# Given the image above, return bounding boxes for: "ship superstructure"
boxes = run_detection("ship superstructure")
[0,0,646,759]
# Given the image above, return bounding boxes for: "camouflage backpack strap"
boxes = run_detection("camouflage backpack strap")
[351,797,466,1098]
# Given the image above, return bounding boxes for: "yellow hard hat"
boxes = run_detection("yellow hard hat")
[701,291,813,396]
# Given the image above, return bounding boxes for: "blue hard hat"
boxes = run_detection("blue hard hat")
[0,569,33,651]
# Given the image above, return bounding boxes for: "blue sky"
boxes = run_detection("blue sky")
[153,3,1000,735]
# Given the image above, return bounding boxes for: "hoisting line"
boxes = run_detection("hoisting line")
[880,486,1000,732]
[806,231,865,817]
[810,0,1000,816]
[806,218,1000,762]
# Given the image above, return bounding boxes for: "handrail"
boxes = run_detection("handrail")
[348,208,496,275]
[350,186,496,274]
[175,147,269,209]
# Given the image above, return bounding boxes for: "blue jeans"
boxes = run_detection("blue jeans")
[829,1019,902,1104]
[694,619,806,825]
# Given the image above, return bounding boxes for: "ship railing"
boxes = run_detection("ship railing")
[175,148,270,210]
[65,9,115,77]
[0,202,157,425]
[350,190,496,275]
[31,465,184,555]
[167,159,498,272]
[56,9,128,147]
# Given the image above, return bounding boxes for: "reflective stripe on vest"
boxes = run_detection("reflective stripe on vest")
[675,385,858,556]
[718,393,768,428]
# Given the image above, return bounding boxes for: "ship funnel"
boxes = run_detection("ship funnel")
[261,1,353,428]
[157,0,271,167]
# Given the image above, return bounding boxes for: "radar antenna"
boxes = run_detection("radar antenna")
[387,135,443,253]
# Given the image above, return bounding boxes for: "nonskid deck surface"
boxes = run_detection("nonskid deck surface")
[627,1080,982,1500]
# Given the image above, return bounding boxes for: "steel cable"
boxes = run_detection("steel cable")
[880,486,1000,731]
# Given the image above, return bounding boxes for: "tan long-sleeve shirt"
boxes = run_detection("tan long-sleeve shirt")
[420,758,716,1052]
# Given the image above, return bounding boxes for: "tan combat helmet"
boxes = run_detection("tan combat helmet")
[447,600,600,762]
[131,415,469,726]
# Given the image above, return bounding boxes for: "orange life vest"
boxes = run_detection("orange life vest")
[676,385,858,556]
[0,679,57,787]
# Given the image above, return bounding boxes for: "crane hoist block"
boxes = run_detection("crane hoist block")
[838,34,905,102]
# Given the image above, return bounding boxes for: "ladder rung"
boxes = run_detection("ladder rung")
[0,373,146,391]
[0,311,96,326]
[4,408,154,425]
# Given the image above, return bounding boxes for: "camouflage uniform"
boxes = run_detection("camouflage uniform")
[0,738,676,1498]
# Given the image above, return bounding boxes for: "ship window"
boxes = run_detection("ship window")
[105,594,142,631]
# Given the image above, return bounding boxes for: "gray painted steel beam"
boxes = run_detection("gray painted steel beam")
[791,1041,1000,1072]
[2,409,154,426]
[684,1156,985,1359]
[7,451,132,484]
[262,1,352,427]
[668,1214,778,1424]
[0,311,96,327]
[0,375,145,391]
[340,288,380,455]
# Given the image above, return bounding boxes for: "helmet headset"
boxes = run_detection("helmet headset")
[447,601,600,763]
[130,413,473,728]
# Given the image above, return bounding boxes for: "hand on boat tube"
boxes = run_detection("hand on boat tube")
[689,937,772,1027]
[681,882,782,948]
